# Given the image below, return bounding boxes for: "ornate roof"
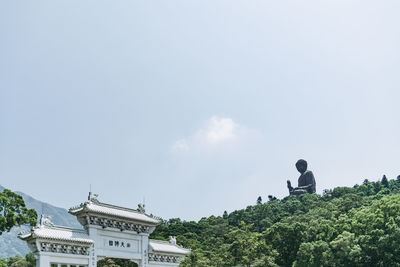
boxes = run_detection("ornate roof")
[69,200,160,225]
[19,225,93,244]
[149,239,190,255]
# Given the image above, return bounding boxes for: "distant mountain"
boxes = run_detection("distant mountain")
[0,185,82,258]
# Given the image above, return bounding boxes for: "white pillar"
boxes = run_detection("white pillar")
[37,255,50,267]
[140,235,149,267]
[88,227,98,267]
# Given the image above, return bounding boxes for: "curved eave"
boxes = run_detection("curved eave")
[69,206,84,214]
[149,240,191,256]
[18,232,33,241]
[70,207,160,226]
[19,229,93,245]
[19,234,92,245]
[150,250,190,257]
[34,235,93,245]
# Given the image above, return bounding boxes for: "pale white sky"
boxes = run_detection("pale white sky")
[1,0,400,220]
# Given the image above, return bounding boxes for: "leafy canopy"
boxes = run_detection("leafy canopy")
[0,189,37,235]
[150,176,400,266]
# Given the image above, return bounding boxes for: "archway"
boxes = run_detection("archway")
[19,195,189,267]
[97,258,138,267]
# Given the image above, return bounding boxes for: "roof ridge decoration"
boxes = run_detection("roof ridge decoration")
[149,214,162,220]
[95,201,143,214]
[39,214,54,227]
[88,191,100,203]
[169,236,177,245]
[69,194,153,217]
[137,203,145,214]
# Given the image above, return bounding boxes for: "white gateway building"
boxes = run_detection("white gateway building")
[19,194,190,267]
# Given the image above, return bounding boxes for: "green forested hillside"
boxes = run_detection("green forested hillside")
[151,177,400,267]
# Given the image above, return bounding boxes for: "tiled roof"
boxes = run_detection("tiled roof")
[19,225,93,244]
[69,201,160,225]
[149,239,190,255]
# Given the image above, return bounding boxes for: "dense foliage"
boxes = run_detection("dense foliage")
[151,176,400,266]
[0,189,37,235]
[0,253,36,267]
[97,258,138,267]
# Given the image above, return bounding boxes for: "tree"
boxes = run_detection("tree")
[397,175,400,183]
[97,258,138,267]
[25,253,36,267]
[226,222,260,267]
[97,258,119,267]
[0,189,37,235]
[7,255,28,267]
[264,221,307,266]
[256,196,262,205]
[293,240,332,267]
[381,175,389,188]
[3,253,37,267]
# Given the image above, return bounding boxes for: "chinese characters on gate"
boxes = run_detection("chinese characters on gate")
[109,240,131,248]
[91,245,95,266]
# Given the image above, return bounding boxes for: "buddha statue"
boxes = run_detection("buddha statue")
[287,159,316,197]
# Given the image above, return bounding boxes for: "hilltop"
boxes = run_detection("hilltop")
[150,176,400,266]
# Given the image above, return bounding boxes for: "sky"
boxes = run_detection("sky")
[1,0,400,221]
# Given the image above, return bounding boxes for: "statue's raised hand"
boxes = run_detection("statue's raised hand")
[287,180,293,191]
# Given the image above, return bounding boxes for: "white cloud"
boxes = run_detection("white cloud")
[196,116,237,144]
[171,139,189,152]
[171,116,257,152]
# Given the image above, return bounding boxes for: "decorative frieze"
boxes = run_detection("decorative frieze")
[148,253,181,263]
[39,242,90,255]
[87,216,150,233]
